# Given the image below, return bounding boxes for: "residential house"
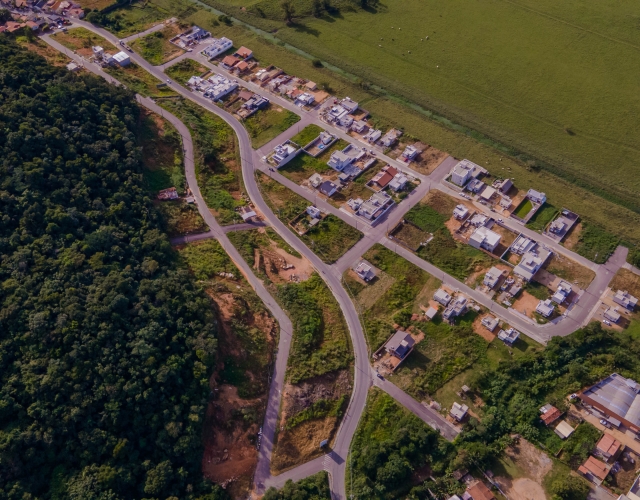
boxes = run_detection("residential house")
[326,104,350,123]
[306,206,322,219]
[270,141,299,167]
[68,8,84,18]
[351,120,368,134]
[450,402,469,422]
[552,281,572,304]
[92,45,104,58]
[113,51,130,67]
[388,173,408,192]
[433,289,452,306]
[510,235,536,255]
[340,97,358,113]
[499,196,512,209]
[363,128,382,143]
[385,330,415,360]
[327,150,353,172]
[295,92,315,106]
[357,191,394,221]
[318,180,338,197]
[613,290,638,310]
[201,37,233,59]
[187,76,203,88]
[450,159,483,187]
[468,226,501,253]
[466,481,495,500]
[555,420,575,439]
[234,46,252,59]
[347,198,363,211]
[234,60,249,74]
[604,307,621,324]
[184,26,209,42]
[479,186,496,202]
[540,404,562,426]
[580,373,640,432]
[627,476,640,500]
[549,219,566,234]
[203,74,238,101]
[497,327,520,345]
[380,128,402,148]
[536,299,555,318]
[221,54,239,69]
[466,178,485,194]
[238,206,257,221]
[318,131,335,146]
[425,307,438,320]
[497,178,513,194]
[578,456,609,485]
[401,144,419,162]
[513,247,551,281]
[527,189,546,204]
[596,434,623,462]
[483,267,503,288]
[453,204,469,220]
[481,316,499,332]
[369,166,398,190]
[308,173,323,188]
[354,261,376,281]
[66,61,80,72]
[443,295,467,320]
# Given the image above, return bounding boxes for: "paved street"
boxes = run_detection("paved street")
[37,18,632,499]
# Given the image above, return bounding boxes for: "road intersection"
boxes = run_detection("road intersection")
[38,18,629,499]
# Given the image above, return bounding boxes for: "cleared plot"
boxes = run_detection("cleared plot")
[290,124,324,147]
[74,0,117,9]
[130,24,185,65]
[51,27,117,54]
[545,254,595,290]
[257,172,362,263]
[100,3,169,37]
[244,105,300,149]
[571,221,619,264]
[279,139,348,184]
[526,202,559,232]
[610,269,640,299]
[165,58,208,84]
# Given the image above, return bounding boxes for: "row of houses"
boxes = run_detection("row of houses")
[186,73,238,101]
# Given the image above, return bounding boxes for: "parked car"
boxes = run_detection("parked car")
[600,419,612,428]
[603,320,612,326]
[376,373,384,380]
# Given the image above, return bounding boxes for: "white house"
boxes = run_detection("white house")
[468,226,501,252]
[450,159,480,187]
[308,173,323,188]
[498,327,520,345]
[434,288,452,306]
[380,128,402,148]
[483,266,503,288]
[527,189,547,204]
[536,299,555,317]
[388,173,408,192]
[552,281,572,304]
[453,204,469,220]
[295,92,315,106]
[363,129,382,143]
[113,51,130,67]
[401,145,419,161]
[613,290,638,310]
[351,120,368,133]
[340,97,358,113]
[513,247,551,281]
[327,150,353,171]
[481,316,499,332]
[354,261,376,281]
[270,141,299,167]
[201,37,233,59]
[306,206,322,218]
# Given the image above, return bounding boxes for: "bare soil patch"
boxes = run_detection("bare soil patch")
[563,222,583,251]
[422,189,459,214]
[255,241,313,283]
[512,290,540,318]
[610,268,640,298]
[494,438,553,500]
[546,253,595,290]
[412,148,449,175]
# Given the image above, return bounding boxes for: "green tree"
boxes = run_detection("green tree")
[280,0,295,24]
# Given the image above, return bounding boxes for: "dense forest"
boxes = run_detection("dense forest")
[0,38,225,498]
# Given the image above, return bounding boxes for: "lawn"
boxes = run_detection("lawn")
[279,139,348,183]
[206,0,640,223]
[513,199,534,219]
[159,98,246,225]
[257,172,362,263]
[130,24,185,65]
[527,203,559,231]
[572,222,620,264]
[243,105,301,149]
[165,58,208,85]
[172,17,640,250]
[290,124,323,147]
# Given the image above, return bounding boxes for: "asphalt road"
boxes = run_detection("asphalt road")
[40,19,630,499]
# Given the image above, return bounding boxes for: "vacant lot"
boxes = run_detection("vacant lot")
[210,0,640,221]
[571,222,619,264]
[130,23,185,65]
[244,105,300,149]
[545,254,595,290]
[100,0,185,37]
[279,139,348,184]
[257,172,362,263]
[527,203,559,232]
[513,199,534,219]
[291,124,324,147]
[166,58,208,85]
[51,27,117,55]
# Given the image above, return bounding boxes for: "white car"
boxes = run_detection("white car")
[603,319,612,326]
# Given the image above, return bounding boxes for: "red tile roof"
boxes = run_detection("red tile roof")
[541,406,562,425]
[236,60,249,72]
[222,55,239,67]
[376,172,393,187]
[235,46,252,59]
[383,165,398,177]
[596,433,622,457]
[579,456,609,481]
[467,481,495,500]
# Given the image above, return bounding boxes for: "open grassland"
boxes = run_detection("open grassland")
[130,24,185,65]
[243,105,300,149]
[257,172,362,262]
[159,98,246,225]
[165,58,208,85]
[177,10,640,253]
[208,0,640,218]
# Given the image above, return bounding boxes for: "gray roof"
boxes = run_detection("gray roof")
[385,330,415,359]
[583,373,640,427]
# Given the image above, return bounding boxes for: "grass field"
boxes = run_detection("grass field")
[207,0,640,217]
[243,105,301,149]
[165,58,208,85]
[513,199,534,219]
[290,124,324,147]
[257,172,362,262]
[130,24,185,65]
[527,203,559,231]
[98,0,200,37]
[279,139,347,183]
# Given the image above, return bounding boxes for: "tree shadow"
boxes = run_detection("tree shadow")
[291,22,321,37]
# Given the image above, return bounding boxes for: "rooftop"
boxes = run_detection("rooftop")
[579,456,609,482]
[596,433,622,457]
[581,373,640,428]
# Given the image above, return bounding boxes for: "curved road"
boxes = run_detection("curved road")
[41,19,629,499]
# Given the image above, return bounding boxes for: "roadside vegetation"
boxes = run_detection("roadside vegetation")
[264,472,331,500]
[159,97,247,225]
[257,172,362,263]
[244,105,300,148]
[0,38,225,498]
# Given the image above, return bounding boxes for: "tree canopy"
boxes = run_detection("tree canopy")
[0,38,225,499]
